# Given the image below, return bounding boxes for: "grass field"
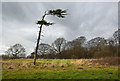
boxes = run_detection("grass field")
[2,58,119,79]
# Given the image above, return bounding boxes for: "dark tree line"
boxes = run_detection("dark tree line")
[27,29,119,59]
[3,29,119,59]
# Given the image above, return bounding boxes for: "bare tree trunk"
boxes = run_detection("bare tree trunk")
[118,36,120,57]
[34,12,46,65]
[34,25,43,65]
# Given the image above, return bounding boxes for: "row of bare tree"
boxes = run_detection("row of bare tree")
[3,29,119,59]
[27,29,119,59]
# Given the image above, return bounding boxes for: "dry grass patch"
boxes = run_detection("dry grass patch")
[8,66,14,69]
[22,62,35,68]
[69,57,119,66]
[50,62,57,68]
[38,63,48,68]
[70,59,91,66]
[92,57,119,66]
[58,63,67,67]
[70,60,83,66]
[2,62,21,70]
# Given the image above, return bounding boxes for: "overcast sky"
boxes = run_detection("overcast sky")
[1,2,118,55]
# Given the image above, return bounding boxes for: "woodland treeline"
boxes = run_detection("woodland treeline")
[3,29,120,59]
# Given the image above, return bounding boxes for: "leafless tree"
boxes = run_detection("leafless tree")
[52,37,66,54]
[65,36,86,49]
[113,29,120,45]
[87,37,107,48]
[38,43,55,56]
[5,43,26,59]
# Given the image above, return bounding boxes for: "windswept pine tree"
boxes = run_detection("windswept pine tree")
[34,9,67,65]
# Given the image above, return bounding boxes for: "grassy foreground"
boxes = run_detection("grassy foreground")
[2,58,119,79]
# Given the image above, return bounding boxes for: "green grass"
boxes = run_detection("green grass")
[2,59,119,79]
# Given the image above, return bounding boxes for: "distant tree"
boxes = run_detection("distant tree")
[2,55,10,59]
[65,41,73,50]
[5,44,26,59]
[27,52,34,58]
[63,36,87,59]
[52,37,66,55]
[113,29,120,45]
[65,36,86,49]
[34,9,67,65]
[38,43,55,57]
[86,37,108,58]
[87,37,107,48]
[106,38,116,46]
[73,36,86,46]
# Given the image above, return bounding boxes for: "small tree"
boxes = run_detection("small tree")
[87,37,107,49]
[38,43,55,57]
[67,36,86,48]
[34,9,67,65]
[113,29,120,45]
[52,37,66,54]
[5,43,26,59]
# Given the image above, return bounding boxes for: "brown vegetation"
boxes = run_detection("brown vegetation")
[2,57,119,71]
[92,57,120,65]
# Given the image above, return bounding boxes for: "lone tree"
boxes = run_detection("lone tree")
[5,43,26,59]
[34,9,67,65]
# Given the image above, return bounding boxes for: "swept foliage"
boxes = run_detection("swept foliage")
[36,20,54,26]
[48,9,67,18]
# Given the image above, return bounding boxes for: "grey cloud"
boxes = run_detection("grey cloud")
[2,2,45,25]
[0,2,2,54]
[2,2,118,55]
[41,2,117,39]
